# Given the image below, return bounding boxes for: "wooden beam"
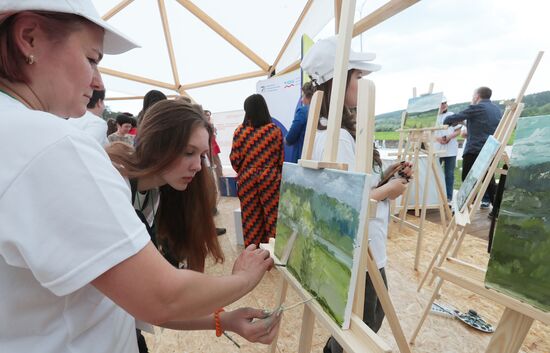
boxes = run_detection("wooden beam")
[334,0,342,34]
[174,0,270,71]
[352,0,420,37]
[157,0,181,87]
[271,0,314,74]
[102,0,134,20]
[180,70,266,90]
[279,0,419,78]
[276,60,301,77]
[99,67,177,91]
[105,94,194,102]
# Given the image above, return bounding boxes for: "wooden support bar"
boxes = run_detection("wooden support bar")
[485,309,534,353]
[334,0,342,33]
[322,0,356,163]
[297,305,315,353]
[301,90,324,160]
[102,0,134,20]
[434,265,550,324]
[298,159,348,171]
[180,70,266,90]
[157,0,181,87]
[271,0,314,73]
[99,67,177,90]
[175,0,270,71]
[355,80,376,173]
[269,279,288,353]
[352,0,420,37]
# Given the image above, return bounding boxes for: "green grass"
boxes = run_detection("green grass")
[374,131,400,140]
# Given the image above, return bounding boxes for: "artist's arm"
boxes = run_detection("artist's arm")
[443,105,483,126]
[371,162,413,201]
[370,177,409,201]
[92,243,274,325]
[285,107,307,145]
[160,307,282,344]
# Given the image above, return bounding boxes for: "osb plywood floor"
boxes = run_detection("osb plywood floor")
[143,197,549,353]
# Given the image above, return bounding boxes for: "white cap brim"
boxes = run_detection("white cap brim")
[0,0,139,55]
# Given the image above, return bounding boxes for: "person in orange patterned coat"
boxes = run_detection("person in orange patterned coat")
[230,94,284,247]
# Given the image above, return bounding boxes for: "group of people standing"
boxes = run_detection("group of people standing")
[0,1,503,352]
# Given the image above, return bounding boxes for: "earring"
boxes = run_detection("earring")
[26,54,35,65]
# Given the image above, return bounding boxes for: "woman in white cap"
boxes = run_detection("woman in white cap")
[0,1,279,352]
[301,36,412,353]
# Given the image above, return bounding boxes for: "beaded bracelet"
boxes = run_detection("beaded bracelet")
[214,307,225,337]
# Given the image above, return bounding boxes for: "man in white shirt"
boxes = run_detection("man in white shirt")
[68,89,108,146]
[434,98,460,202]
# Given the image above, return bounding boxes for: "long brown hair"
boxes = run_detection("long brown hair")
[314,69,382,169]
[107,100,223,271]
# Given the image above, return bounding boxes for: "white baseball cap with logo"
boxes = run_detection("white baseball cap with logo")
[0,0,139,54]
[301,35,381,85]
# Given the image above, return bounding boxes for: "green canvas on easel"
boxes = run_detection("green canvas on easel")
[485,115,550,312]
[274,163,371,328]
[403,92,443,129]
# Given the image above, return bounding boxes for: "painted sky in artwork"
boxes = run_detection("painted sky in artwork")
[281,163,368,211]
[406,92,443,114]
[509,115,550,168]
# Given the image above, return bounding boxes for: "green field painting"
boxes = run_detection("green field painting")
[403,92,443,129]
[274,163,370,328]
[485,115,550,312]
[454,135,501,212]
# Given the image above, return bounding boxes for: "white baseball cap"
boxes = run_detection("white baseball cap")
[0,0,139,54]
[301,36,381,85]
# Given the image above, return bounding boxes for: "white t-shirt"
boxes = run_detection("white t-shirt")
[311,128,389,269]
[67,110,108,146]
[434,111,458,157]
[0,93,150,353]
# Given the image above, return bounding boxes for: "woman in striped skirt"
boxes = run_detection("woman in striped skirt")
[230,94,284,246]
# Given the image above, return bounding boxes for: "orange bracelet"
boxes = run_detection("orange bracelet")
[214,307,225,337]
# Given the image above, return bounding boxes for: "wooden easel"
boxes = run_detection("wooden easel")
[263,2,411,351]
[416,50,544,292]
[391,85,452,271]
[410,51,546,353]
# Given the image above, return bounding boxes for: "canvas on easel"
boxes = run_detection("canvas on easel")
[274,163,372,328]
[485,114,550,312]
[453,135,501,213]
[392,86,451,271]
[411,51,549,353]
[403,92,444,129]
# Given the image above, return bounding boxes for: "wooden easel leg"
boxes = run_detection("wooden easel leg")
[431,159,451,225]
[485,309,534,353]
[410,277,445,345]
[366,248,412,353]
[428,226,466,287]
[269,279,288,353]
[297,305,315,353]
[450,227,468,258]
[413,143,421,217]
[414,142,435,271]
[417,219,456,291]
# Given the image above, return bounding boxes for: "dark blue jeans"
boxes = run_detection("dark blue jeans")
[439,156,456,201]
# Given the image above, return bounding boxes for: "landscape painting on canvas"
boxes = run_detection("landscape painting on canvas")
[274,163,370,328]
[403,92,443,129]
[454,135,501,212]
[485,115,550,312]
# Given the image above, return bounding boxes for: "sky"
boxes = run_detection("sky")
[99,0,550,116]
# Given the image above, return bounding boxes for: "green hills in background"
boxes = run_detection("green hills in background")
[375,90,550,133]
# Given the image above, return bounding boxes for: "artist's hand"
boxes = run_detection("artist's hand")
[385,177,409,200]
[221,307,282,344]
[232,244,274,292]
[399,162,413,179]
[436,136,449,144]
